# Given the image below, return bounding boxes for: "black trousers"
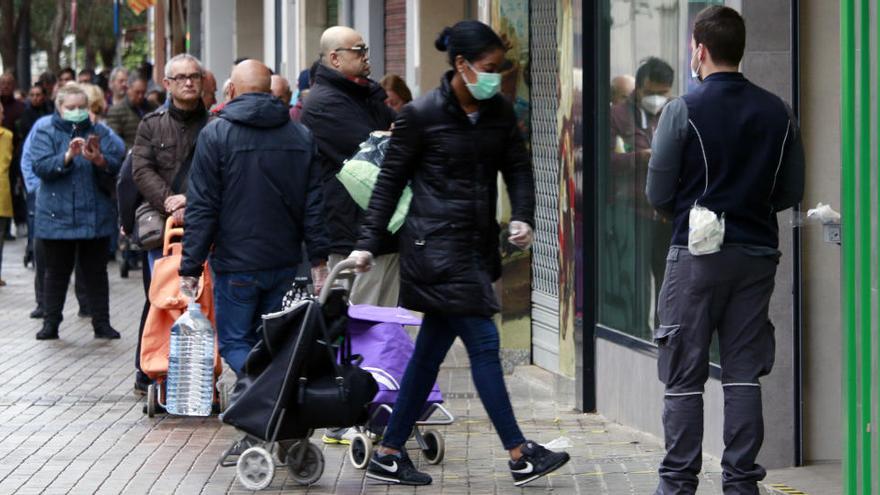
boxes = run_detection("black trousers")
[38,237,111,328]
[34,238,90,311]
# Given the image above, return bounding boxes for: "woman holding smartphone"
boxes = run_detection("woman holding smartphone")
[30,83,125,340]
[349,20,570,487]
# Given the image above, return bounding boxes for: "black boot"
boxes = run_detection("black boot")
[36,321,59,340]
[29,307,45,319]
[94,324,120,339]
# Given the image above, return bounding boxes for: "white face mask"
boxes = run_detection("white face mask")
[640,94,668,115]
[690,46,703,82]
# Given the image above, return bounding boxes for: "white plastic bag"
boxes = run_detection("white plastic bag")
[688,204,725,256]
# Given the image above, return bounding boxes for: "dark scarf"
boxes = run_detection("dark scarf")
[168,99,207,124]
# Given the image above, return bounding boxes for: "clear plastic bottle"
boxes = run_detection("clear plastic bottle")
[166,302,215,416]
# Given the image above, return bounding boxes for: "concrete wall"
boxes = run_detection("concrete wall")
[235,0,264,61]
[741,0,796,469]
[800,0,842,463]
[353,0,385,79]
[202,0,235,96]
[412,0,469,96]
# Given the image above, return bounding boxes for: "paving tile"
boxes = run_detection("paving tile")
[0,238,734,494]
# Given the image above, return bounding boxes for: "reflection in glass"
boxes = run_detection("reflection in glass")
[599,0,728,360]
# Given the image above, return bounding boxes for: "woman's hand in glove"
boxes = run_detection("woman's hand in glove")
[347,250,374,272]
[507,220,534,250]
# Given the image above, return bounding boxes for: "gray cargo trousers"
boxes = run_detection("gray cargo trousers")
[653,246,778,495]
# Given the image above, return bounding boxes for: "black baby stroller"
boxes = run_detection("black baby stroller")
[218,260,378,490]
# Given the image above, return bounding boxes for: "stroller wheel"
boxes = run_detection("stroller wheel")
[421,429,445,465]
[146,383,157,418]
[236,446,274,490]
[286,441,324,485]
[348,433,372,469]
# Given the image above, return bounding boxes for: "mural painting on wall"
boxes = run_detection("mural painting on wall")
[492,0,531,141]
[556,0,578,377]
[492,0,532,348]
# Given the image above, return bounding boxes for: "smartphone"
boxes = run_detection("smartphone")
[86,134,99,152]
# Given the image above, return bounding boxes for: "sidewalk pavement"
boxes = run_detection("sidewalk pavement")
[0,237,741,494]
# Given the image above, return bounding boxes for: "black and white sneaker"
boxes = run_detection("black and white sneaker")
[508,440,570,486]
[365,450,432,486]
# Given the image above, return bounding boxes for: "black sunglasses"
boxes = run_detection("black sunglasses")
[335,46,369,57]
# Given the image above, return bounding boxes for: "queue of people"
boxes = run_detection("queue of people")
[3,7,804,493]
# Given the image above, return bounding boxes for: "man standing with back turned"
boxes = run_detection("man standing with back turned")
[646,7,804,495]
[179,60,330,377]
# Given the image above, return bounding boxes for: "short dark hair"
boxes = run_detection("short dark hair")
[29,83,46,95]
[693,6,746,67]
[435,20,506,66]
[59,67,75,79]
[635,57,674,89]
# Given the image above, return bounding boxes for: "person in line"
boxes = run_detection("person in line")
[57,68,76,87]
[646,7,805,494]
[179,59,330,378]
[301,26,398,306]
[19,84,53,268]
[270,74,293,107]
[379,74,413,113]
[106,72,154,151]
[202,70,218,110]
[77,69,96,84]
[132,54,211,394]
[349,20,570,487]
[0,104,12,285]
[302,25,398,446]
[38,72,58,106]
[108,67,129,107]
[1,73,25,240]
[30,84,125,340]
[20,114,98,321]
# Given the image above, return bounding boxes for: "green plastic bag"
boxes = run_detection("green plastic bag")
[336,133,412,233]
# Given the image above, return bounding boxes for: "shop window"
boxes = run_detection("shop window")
[598,0,732,361]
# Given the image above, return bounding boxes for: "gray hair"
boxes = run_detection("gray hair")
[55,83,89,109]
[128,71,150,86]
[109,66,129,81]
[165,54,204,78]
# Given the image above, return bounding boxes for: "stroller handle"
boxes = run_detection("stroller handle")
[319,259,358,305]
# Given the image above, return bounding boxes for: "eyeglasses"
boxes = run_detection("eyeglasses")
[168,73,203,83]
[335,46,369,57]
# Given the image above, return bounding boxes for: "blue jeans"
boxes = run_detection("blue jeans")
[382,314,526,450]
[213,267,297,375]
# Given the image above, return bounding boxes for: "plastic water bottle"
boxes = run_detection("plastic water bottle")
[166,302,215,416]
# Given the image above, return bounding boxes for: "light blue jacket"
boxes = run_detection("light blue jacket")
[31,113,124,239]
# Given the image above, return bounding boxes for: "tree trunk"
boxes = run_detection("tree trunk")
[99,45,116,69]
[0,0,18,77]
[84,46,97,70]
[46,0,67,73]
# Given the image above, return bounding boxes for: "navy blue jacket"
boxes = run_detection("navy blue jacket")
[179,92,330,277]
[31,114,125,240]
[646,72,805,250]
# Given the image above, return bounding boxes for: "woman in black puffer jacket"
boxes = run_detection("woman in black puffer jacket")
[349,20,569,487]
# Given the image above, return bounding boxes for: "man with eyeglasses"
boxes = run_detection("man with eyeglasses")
[129,53,210,395]
[301,29,396,299]
[301,25,397,446]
